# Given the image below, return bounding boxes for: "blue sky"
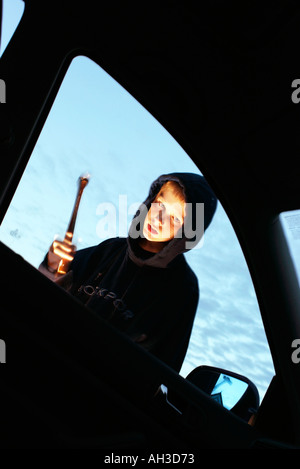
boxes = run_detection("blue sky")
[0,0,275,400]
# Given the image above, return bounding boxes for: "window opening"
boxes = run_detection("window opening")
[0,55,274,401]
[0,0,24,57]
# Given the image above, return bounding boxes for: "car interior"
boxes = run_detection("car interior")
[1,0,300,449]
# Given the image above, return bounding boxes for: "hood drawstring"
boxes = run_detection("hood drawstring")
[107,268,141,321]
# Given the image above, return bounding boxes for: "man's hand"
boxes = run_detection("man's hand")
[47,239,76,273]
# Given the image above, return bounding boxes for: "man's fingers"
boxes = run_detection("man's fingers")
[48,241,76,270]
[53,243,74,261]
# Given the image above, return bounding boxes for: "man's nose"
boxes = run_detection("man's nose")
[158,209,163,225]
[155,208,168,226]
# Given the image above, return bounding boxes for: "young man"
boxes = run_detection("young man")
[40,172,217,372]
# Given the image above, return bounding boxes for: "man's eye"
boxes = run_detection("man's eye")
[158,202,165,209]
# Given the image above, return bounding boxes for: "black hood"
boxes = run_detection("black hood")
[127,172,217,268]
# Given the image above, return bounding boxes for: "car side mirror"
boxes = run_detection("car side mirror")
[186,365,260,422]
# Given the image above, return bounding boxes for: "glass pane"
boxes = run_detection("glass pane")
[0,55,274,401]
[211,374,248,410]
[280,210,300,286]
[0,0,24,57]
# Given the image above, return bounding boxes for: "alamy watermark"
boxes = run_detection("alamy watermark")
[95,196,205,249]
[0,79,6,103]
[291,339,300,364]
[0,339,6,363]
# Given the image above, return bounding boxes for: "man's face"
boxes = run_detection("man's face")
[142,184,186,243]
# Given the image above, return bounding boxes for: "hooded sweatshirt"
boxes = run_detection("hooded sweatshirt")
[40,173,217,372]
